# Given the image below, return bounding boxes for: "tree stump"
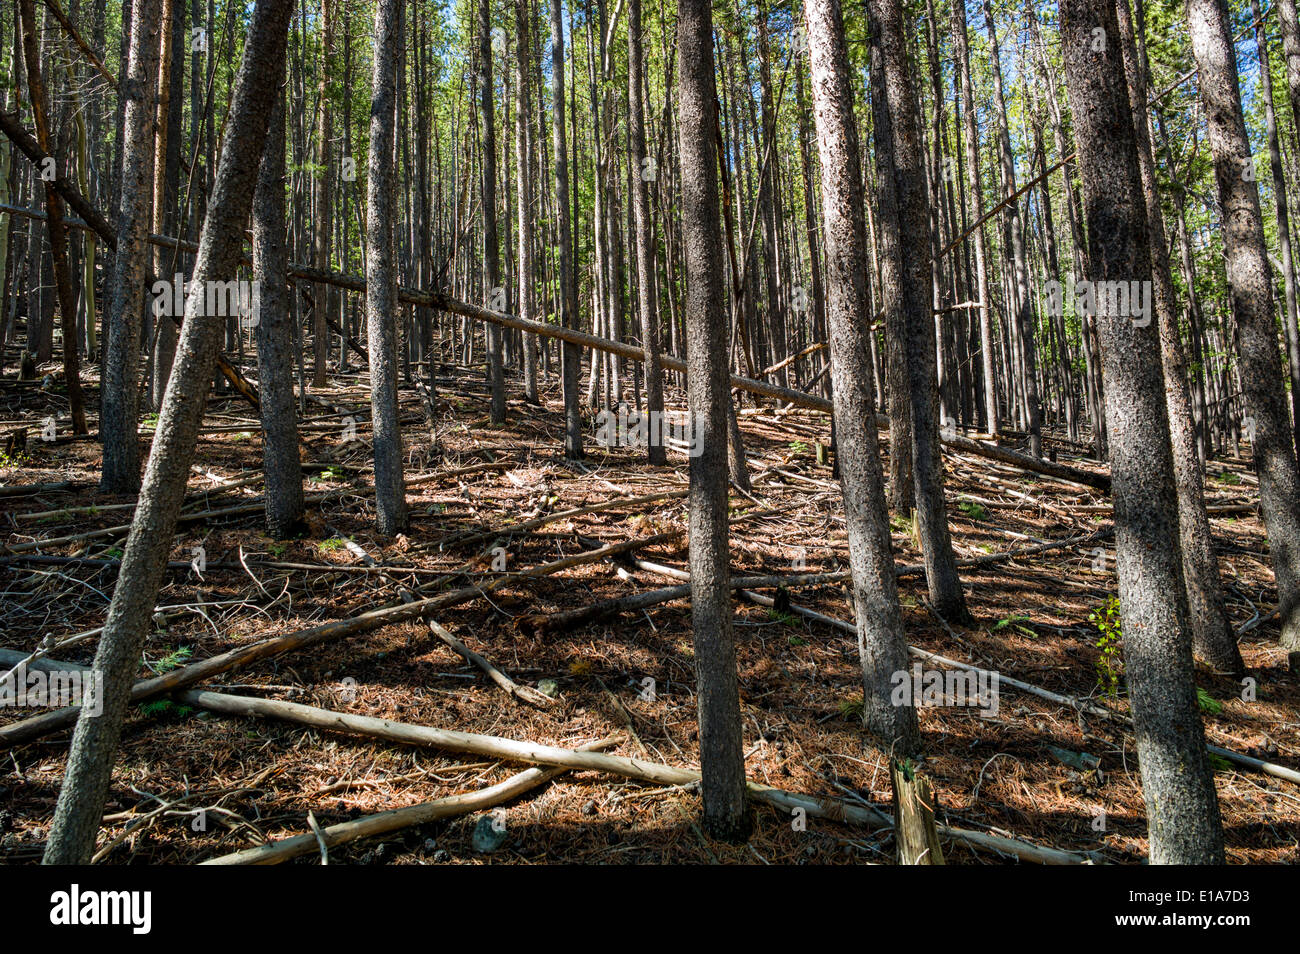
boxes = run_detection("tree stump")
[890,759,945,865]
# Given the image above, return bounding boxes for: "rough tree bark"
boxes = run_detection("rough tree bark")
[870,0,970,623]
[1114,0,1240,673]
[676,0,749,841]
[253,75,304,539]
[805,0,920,754]
[19,0,88,434]
[551,0,582,459]
[480,0,505,425]
[629,0,666,465]
[1187,0,1300,650]
[516,0,539,404]
[99,0,163,494]
[43,0,295,864]
[365,0,408,536]
[1059,0,1225,863]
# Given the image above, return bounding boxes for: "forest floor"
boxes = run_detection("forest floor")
[1,359,1297,864]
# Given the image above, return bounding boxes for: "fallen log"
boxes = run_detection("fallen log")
[178,687,1091,864]
[200,736,619,865]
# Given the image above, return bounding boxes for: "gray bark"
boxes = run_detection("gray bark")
[44,0,295,864]
[677,0,749,841]
[805,0,920,754]
[1117,0,1240,673]
[1059,0,1225,863]
[1187,0,1300,650]
[628,0,665,465]
[870,0,969,623]
[99,0,163,494]
[253,76,304,538]
[365,0,408,536]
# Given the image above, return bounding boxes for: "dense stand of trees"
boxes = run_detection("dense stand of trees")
[3,0,1299,861]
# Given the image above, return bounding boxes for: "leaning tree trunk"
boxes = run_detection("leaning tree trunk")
[870,0,969,623]
[365,0,408,536]
[805,0,920,755]
[43,0,295,864]
[253,76,304,539]
[1187,0,1300,651]
[676,0,749,842]
[1059,0,1225,864]
[1253,0,1300,461]
[1116,0,1240,673]
[99,0,164,494]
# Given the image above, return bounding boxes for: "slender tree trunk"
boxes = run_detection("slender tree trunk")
[805,0,920,754]
[481,0,505,424]
[253,75,303,539]
[516,0,539,404]
[629,0,665,464]
[1112,0,1242,673]
[676,0,749,842]
[43,0,295,864]
[870,0,969,623]
[99,0,163,493]
[366,0,408,536]
[19,0,87,434]
[1188,0,1300,650]
[551,0,581,458]
[1257,0,1300,459]
[951,0,998,437]
[1059,0,1224,864]
[312,0,333,388]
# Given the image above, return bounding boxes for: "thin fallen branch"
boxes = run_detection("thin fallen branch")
[0,533,679,749]
[200,736,619,865]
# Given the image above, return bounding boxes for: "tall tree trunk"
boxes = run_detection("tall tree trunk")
[951,0,998,436]
[551,0,581,458]
[1113,0,1241,673]
[516,0,539,404]
[481,0,505,424]
[1059,0,1225,864]
[805,0,920,754]
[629,0,665,464]
[99,0,163,493]
[1187,0,1300,650]
[870,0,969,623]
[366,0,408,536]
[1257,0,1300,460]
[43,0,295,864]
[312,0,334,388]
[19,0,87,434]
[983,0,1041,456]
[149,0,180,409]
[676,0,749,842]
[253,74,303,539]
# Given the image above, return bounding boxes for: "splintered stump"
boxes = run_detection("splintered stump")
[890,759,945,865]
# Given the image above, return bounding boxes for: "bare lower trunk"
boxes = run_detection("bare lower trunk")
[805,0,920,754]
[1060,0,1224,864]
[366,0,408,536]
[677,0,749,841]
